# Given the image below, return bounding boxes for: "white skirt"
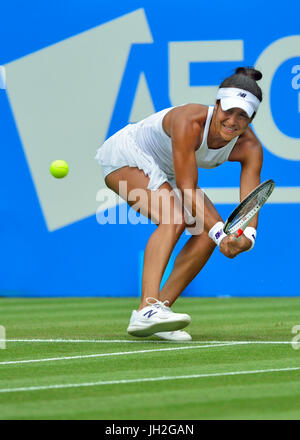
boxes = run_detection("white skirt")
[95,125,175,191]
[95,125,196,226]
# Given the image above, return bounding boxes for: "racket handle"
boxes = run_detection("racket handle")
[234,228,244,239]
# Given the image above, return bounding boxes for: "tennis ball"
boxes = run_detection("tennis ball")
[50,160,69,178]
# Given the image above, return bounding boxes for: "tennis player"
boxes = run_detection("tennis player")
[95,67,263,341]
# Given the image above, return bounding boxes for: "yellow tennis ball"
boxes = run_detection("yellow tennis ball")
[50,160,69,178]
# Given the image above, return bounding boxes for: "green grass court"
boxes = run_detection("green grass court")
[0,297,300,420]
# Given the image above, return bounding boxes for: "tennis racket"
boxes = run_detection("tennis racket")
[224,179,275,238]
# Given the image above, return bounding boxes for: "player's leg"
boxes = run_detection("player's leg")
[152,232,215,341]
[105,166,191,336]
[160,232,216,306]
[105,166,186,305]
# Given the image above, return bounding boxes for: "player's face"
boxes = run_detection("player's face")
[215,102,252,141]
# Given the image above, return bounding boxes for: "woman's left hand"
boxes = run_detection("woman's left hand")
[219,233,252,259]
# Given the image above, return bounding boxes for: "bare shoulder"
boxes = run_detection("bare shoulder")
[163,104,208,137]
[229,126,263,164]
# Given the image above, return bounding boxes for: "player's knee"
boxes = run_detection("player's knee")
[159,213,186,237]
[170,216,187,237]
[174,221,186,237]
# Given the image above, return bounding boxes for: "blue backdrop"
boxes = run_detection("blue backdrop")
[1,0,299,297]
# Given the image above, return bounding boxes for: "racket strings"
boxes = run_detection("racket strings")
[224,180,275,235]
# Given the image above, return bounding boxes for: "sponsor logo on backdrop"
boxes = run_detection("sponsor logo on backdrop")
[291,64,300,112]
[3,10,300,230]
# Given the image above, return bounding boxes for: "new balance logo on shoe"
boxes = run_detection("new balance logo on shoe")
[143,309,158,318]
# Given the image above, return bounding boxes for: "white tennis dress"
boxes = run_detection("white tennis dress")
[95,105,239,190]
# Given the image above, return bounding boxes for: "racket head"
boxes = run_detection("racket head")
[224,179,275,236]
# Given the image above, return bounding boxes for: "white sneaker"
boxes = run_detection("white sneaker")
[127,297,191,337]
[154,330,192,341]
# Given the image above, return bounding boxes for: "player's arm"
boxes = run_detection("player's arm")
[170,111,223,232]
[221,140,263,257]
[239,141,263,229]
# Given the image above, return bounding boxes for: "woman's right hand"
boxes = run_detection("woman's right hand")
[219,234,252,259]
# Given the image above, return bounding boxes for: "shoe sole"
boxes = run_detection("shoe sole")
[154,332,192,341]
[127,317,191,337]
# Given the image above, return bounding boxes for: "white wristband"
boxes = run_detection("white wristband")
[243,227,257,251]
[208,222,227,246]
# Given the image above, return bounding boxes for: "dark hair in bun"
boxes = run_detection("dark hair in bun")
[235,66,262,82]
[219,66,263,102]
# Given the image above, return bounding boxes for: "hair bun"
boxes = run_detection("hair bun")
[235,66,262,82]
